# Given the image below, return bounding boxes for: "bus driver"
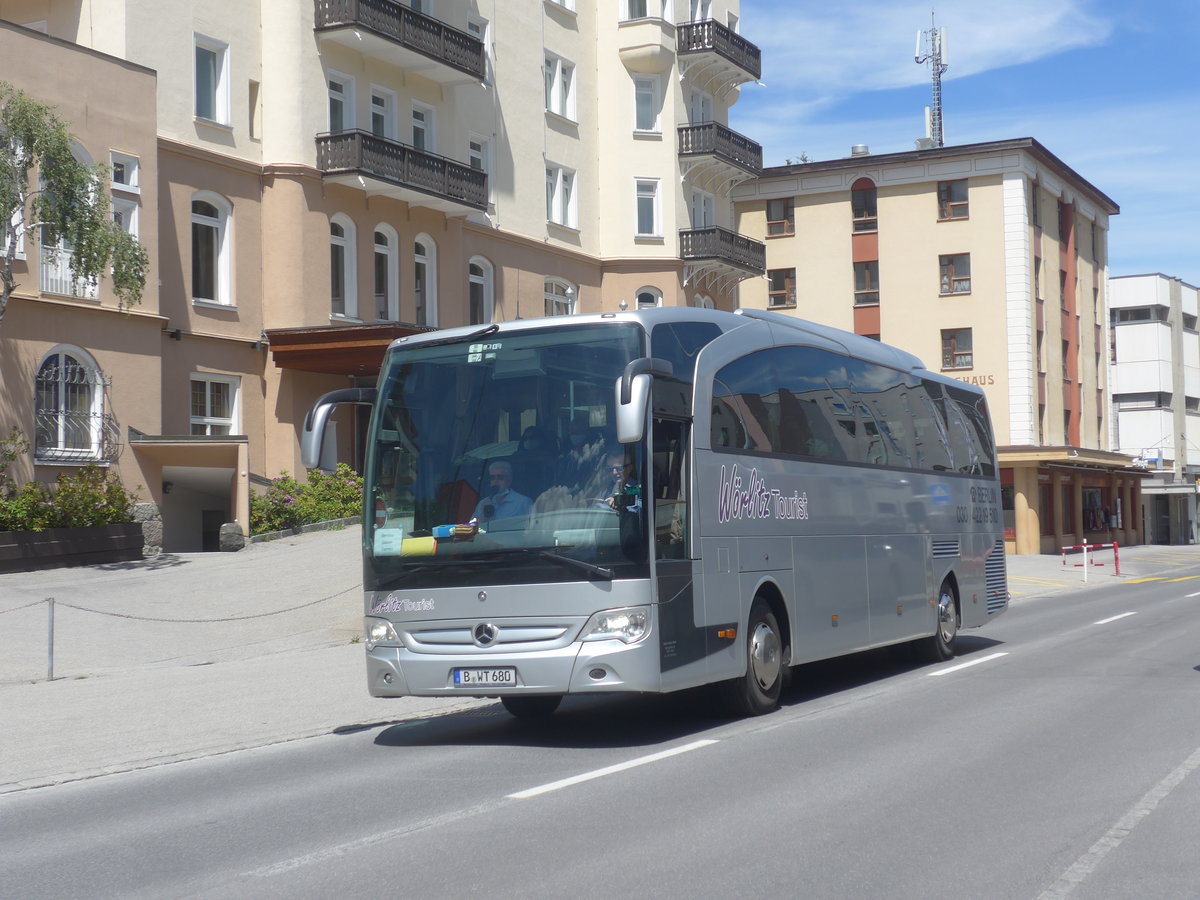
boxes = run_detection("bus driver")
[472,460,532,524]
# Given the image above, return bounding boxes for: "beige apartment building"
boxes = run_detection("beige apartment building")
[0,0,765,550]
[733,138,1145,554]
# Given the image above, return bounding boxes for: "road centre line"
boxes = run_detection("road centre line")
[508,739,718,800]
[1165,576,1200,582]
[1123,577,1166,584]
[1093,612,1136,625]
[926,651,1008,677]
[1037,744,1200,899]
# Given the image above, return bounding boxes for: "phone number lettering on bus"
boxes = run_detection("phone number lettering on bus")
[717,464,810,525]
[969,484,999,524]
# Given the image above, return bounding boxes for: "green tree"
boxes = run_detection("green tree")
[0,81,149,330]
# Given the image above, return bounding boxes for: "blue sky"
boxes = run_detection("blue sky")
[730,0,1199,285]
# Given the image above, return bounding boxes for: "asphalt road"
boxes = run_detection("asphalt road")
[3,569,1199,900]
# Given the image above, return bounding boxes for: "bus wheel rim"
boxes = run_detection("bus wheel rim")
[749,621,782,690]
[938,590,957,644]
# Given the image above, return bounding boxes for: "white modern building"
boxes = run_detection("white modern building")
[1110,273,1200,544]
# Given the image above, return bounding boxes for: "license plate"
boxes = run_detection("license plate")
[453,667,516,687]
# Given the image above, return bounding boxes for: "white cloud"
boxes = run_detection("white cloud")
[750,0,1113,98]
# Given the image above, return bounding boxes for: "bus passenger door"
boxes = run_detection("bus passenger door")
[652,417,709,691]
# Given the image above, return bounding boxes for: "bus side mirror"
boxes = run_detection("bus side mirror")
[300,387,377,469]
[615,358,673,445]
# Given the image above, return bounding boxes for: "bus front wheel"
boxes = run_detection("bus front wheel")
[917,581,959,662]
[720,598,784,716]
[501,694,562,718]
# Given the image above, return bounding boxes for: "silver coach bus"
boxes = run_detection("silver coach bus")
[301,308,1007,717]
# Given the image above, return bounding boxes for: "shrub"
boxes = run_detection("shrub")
[250,463,363,536]
[0,436,138,533]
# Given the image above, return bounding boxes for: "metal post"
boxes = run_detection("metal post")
[47,597,55,681]
[1082,538,1088,583]
[1113,540,1121,576]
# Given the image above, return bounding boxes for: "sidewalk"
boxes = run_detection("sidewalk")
[3,528,1199,794]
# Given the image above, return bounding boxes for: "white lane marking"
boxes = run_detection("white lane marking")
[926,651,1008,677]
[508,739,718,800]
[1187,591,1200,598]
[1093,612,1136,625]
[1037,744,1200,898]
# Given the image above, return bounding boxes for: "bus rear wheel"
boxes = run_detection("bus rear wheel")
[917,581,959,662]
[720,598,784,716]
[501,694,562,718]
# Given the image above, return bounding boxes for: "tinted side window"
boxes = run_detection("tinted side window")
[711,350,778,453]
[652,322,722,417]
[947,386,996,476]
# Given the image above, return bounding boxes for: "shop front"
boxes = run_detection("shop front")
[999,447,1146,555]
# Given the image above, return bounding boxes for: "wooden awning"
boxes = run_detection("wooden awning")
[265,322,433,375]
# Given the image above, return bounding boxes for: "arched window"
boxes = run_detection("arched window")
[468,256,494,325]
[34,347,106,461]
[544,278,575,316]
[694,294,714,309]
[192,192,232,304]
[330,214,357,318]
[373,225,399,321]
[636,286,662,309]
[851,177,877,232]
[414,234,437,326]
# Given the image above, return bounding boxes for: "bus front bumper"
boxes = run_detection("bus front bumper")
[365,638,662,697]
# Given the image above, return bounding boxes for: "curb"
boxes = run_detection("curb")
[250,516,362,544]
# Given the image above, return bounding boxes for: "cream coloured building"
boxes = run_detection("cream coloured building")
[733,138,1144,554]
[0,0,765,550]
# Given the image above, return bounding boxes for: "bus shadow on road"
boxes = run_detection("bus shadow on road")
[369,634,1006,752]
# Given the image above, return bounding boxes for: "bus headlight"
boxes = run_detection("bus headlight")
[580,607,649,644]
[364,617,400,651]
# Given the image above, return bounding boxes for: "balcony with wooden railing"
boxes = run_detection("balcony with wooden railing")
[314,0,485,84]
[679,226,765,292]
[676,19,761,88]
[317,131,487,214]
[677,121,762,183]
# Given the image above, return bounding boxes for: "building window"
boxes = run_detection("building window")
[327,74,354,132]
[468,257,494,325]
[192,194,231,305]
[636,287,663,309]
[468,135,489,173]
[694,294,715,309]
[1030,180,1041,229]
[767,198,794,236]
[34,349,106,461]
[544,278,575,316]
[112,198,138,240]
[546,165,576,228]
[194,35,229,124]
[373,226,398,321]
[854,261,879,305]
[851,179,877,232]
[1062,339,1071,381]
[110,152,139,194]
[635,178,659,236]
[1058,200,1070,240]
[941,328,973,369]
[634,76,660,132]
[690,189,714,228]
[370,88,395,138]
[190,375,238,436]
[626,0,648,17]
[939,253,971,295]
[767,268,795,307]
[937,180,969,220]
[330,214,356,319]
[411,103,434,151]
[414,234,437,326]
[544,54,576,120]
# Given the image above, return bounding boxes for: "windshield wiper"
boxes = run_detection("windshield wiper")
[538,550,613,581]
[410,322,500,351]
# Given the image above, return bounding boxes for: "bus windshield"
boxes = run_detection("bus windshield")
[365,322,648,588]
